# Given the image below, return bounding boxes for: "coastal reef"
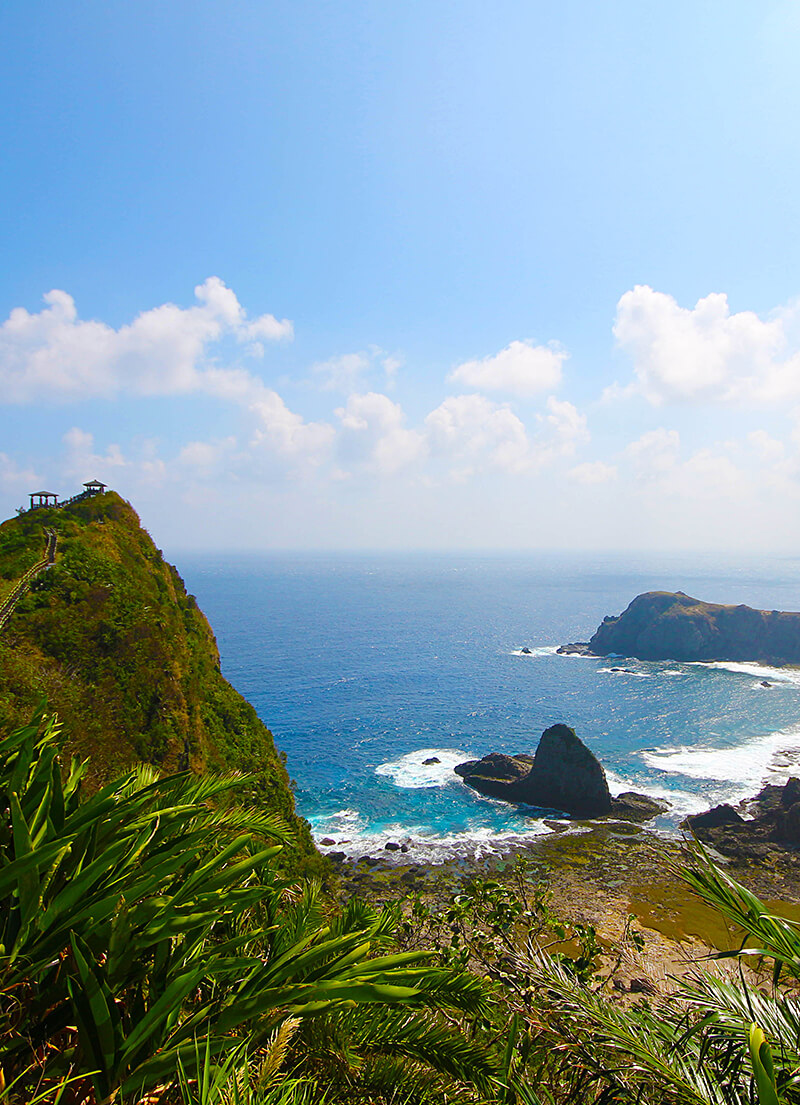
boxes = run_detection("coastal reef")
[454,722,667,820]
[559,589,800,664]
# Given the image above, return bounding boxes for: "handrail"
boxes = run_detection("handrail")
[0,529,58,631]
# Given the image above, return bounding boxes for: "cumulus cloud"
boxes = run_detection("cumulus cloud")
[423,393,589,478]
[449,339,566,397]
[62,427,127,477]
[540,397,588,455]
[312,353,371,392]
[312,349,403,393]
[623,427,746,499]
[335,392,426,474]
[0,278,293,403]
[613,284,800,405]
[425,394,532,475]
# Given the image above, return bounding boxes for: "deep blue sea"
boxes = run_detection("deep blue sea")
[176,551,800,863]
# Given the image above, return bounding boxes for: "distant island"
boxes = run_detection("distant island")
[558,590,800,665]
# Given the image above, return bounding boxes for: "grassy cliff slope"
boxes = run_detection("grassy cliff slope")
[0,491,321,874]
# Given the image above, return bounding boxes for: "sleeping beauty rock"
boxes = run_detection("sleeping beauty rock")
[455,724,668,820]
[455,724,612,817]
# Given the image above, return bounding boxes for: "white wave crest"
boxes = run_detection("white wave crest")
[375,748,471,789]
[689,660,800,685]
[315,820,559,865]
[511,645,559,657]
[640,726,800,801]
[604,770,707,820]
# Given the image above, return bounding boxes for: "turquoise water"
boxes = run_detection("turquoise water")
[177,551,800,861]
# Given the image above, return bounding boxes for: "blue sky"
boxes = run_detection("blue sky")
[3,1,800,550]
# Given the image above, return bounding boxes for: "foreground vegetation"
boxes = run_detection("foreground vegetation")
[4,712,800,1104]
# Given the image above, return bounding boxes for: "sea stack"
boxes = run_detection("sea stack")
[455,724,613,817]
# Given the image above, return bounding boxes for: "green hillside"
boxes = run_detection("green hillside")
[0,490,321,874]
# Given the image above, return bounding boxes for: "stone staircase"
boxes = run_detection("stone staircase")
[0,529,58,632]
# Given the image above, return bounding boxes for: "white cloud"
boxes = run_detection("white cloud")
[250,389,335,461]
[312,353,371,392]
[0,278,293,403]
[449,339,566,397]
[540,397,588,456]
[568,461,617,484]
[62,427,127,478]
[623,427,747,499]
[336,392,426,474]
[613,284,800,405]
[0,453,39,489]
[425,394,532,474]
[178,437,238,475]
[312,348,403,393]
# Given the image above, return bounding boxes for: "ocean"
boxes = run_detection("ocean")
[177,551,800,863]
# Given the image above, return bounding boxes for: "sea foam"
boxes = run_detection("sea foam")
[641,726,800,803]
[374,748,471,788]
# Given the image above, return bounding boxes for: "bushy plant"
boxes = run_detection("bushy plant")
[0,711,495,1104]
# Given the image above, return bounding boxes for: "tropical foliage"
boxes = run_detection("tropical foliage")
[0,711,495,1104]
[4,714,800,1103]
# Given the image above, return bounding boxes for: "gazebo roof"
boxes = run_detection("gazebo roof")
[84,479,106,488]
[32,491,58,497]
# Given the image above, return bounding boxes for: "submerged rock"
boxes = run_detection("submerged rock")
[422,756,441,765]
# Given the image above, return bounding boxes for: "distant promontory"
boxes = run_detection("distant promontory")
[559,591,800,665]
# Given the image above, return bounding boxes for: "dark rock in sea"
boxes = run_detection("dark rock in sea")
[686,778,800,859]
[320,837,336,846]
[455,724,613,817]
[400,843,409,852]
[556,642,593,656]
[610,792,670,821]
[560,590,800,664]
[385,841,401,851]
[422,756,441,765]
[761,680,772,687]
[686,804,745,831]
[455,727,668,822]
[520,646,532,654]
[328,851,346,862]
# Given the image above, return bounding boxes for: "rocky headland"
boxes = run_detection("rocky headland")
[454,723,668,820]
[558,590,800,664]
[686,777,800,863]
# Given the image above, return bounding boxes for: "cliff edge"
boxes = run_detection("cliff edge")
[559,590,800,665]
[0,491,321,874]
